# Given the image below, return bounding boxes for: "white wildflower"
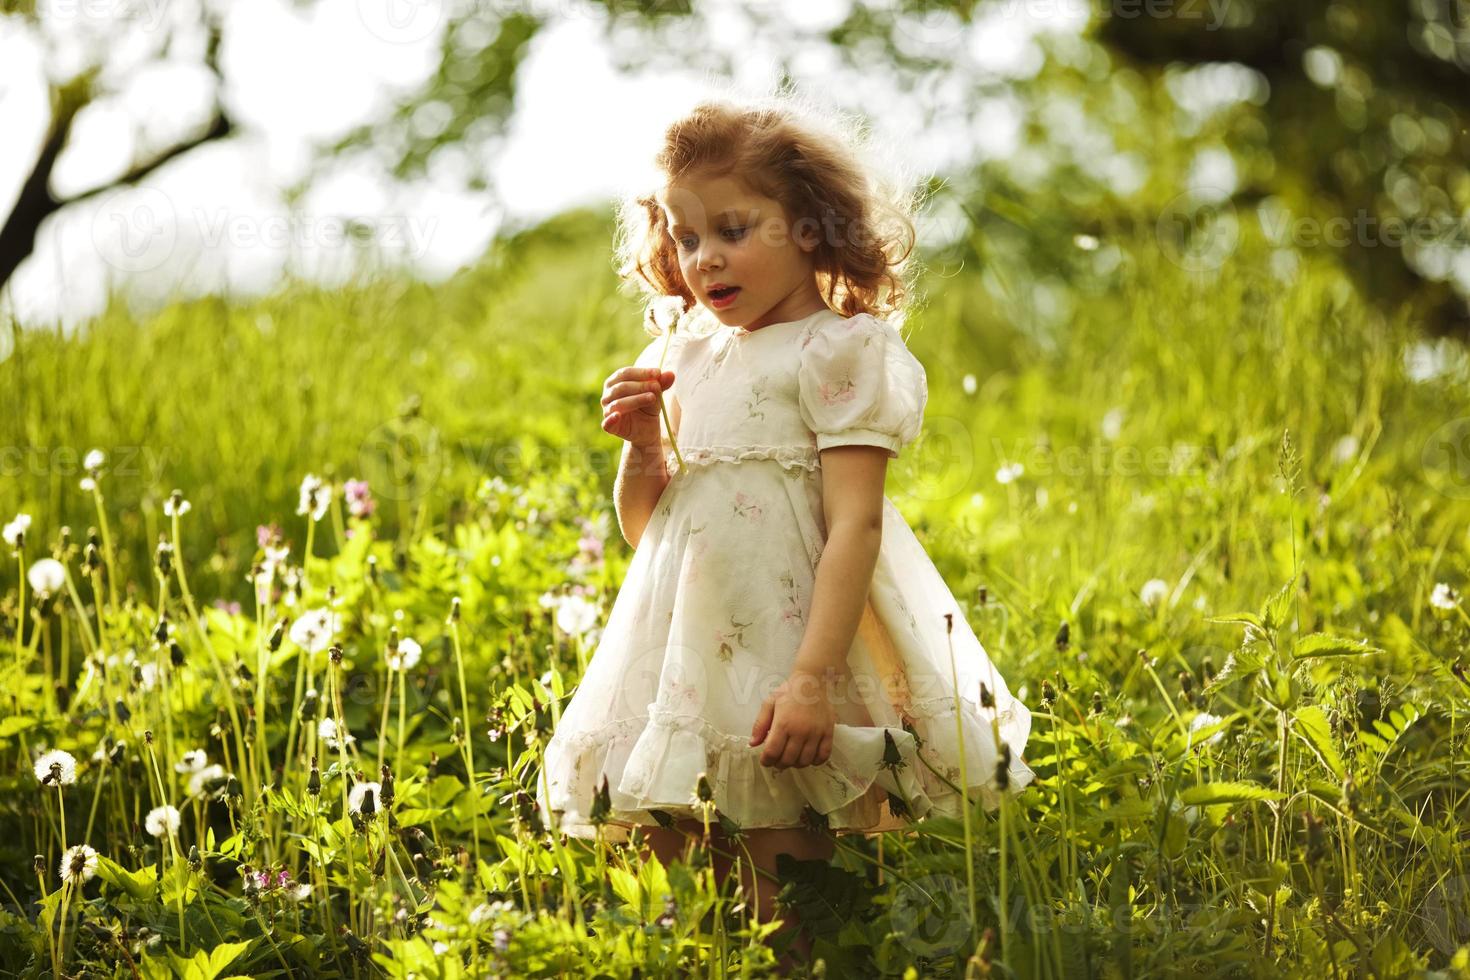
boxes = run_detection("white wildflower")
[3,513,31,548]
[289,882,312,901]
[1101,407,1125,441]
[1430,583,1460,611]
[27,558,66,599]
[83,449,105,471]
[138,662,160,691]
[163,494,191,517]
[961,373,977,396]
[385,636,422,671]
[79,477,96,491]
[59,844,99,885]
[289,608,340,653]
[145,805,181,837]
[1139,578,1170,610]
[1331,434,1359,466]
[296,474,332,522]
[34,749,78,786]
[174,749,208,774]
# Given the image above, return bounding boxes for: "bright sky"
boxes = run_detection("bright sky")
[0,0,1078,333]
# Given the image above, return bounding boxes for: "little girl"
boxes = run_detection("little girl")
[536,92,1034,966]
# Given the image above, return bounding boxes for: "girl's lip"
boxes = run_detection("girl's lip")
[710,287,740,309]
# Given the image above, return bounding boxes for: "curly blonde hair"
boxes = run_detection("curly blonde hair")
[613,88,929,337]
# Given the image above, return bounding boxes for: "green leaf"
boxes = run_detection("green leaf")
[1261,574,1297,631]
[0,715,38,738]
[1201,641,1269,694]
[95,855,157,901]
[1292,706,1345,779]
[1291,633,1384,660]
[1206,612,1264,630]
[1177,782,1285,806]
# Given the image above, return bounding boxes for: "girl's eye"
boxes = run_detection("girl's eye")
[673,228,745,251]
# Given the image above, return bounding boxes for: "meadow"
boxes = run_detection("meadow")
[1,206,1468,978]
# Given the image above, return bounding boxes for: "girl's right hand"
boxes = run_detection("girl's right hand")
[601,366,675,449]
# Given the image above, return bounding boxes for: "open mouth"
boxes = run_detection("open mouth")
[709,286,739,300]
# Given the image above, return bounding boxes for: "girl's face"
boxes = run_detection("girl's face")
[657,173,828,331]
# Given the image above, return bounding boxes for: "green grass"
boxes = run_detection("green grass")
[0,204,1468,977]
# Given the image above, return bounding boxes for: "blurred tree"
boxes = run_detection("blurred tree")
[346,0,1467,335]
[0,3,233,296]
[1094,0,1470,336]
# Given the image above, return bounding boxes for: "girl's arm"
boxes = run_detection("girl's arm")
[790,445,888,681]
[614,399,680,549]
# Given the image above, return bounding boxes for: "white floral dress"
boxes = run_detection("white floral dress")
[536,306,1035,843]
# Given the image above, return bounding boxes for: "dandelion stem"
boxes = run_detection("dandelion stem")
[449,618,481,868]
[171,525,251,800]
[943,623,978,956]
[15,552,27,679]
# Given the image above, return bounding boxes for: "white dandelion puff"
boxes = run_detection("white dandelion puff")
[995,462,1024,484]
[34,749,78,786]
[348,781,383,815]
[289,608,341,653]
[3,513,31,548]
[174,749,208,774]
[1139,578,1170,610]
[318,718,356,750]
[27,558,66,599]
[83,449,105,471]
[187,763,227,799]
[145,805,181,837]
[385,636,422,671]
[59,844,99,885]
[1430,583,1460,611]
[297,474,333,522]
[1188,711,1226,747]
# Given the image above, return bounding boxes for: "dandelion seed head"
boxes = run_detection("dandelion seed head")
[59,844,98,885]
[145,805,181,837]
[385,637,422,671]
[27,558,66,599]
[33,749,77,786]
[4,513,32,548]
[1139,578,1170,610]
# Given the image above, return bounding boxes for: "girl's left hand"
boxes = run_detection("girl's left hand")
[749,669,837,770]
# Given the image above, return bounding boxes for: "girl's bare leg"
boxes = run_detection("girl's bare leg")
[636,818,735,883]
[734,827,835,974]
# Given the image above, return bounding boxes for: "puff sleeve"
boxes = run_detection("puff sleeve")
[798,313,928,458]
